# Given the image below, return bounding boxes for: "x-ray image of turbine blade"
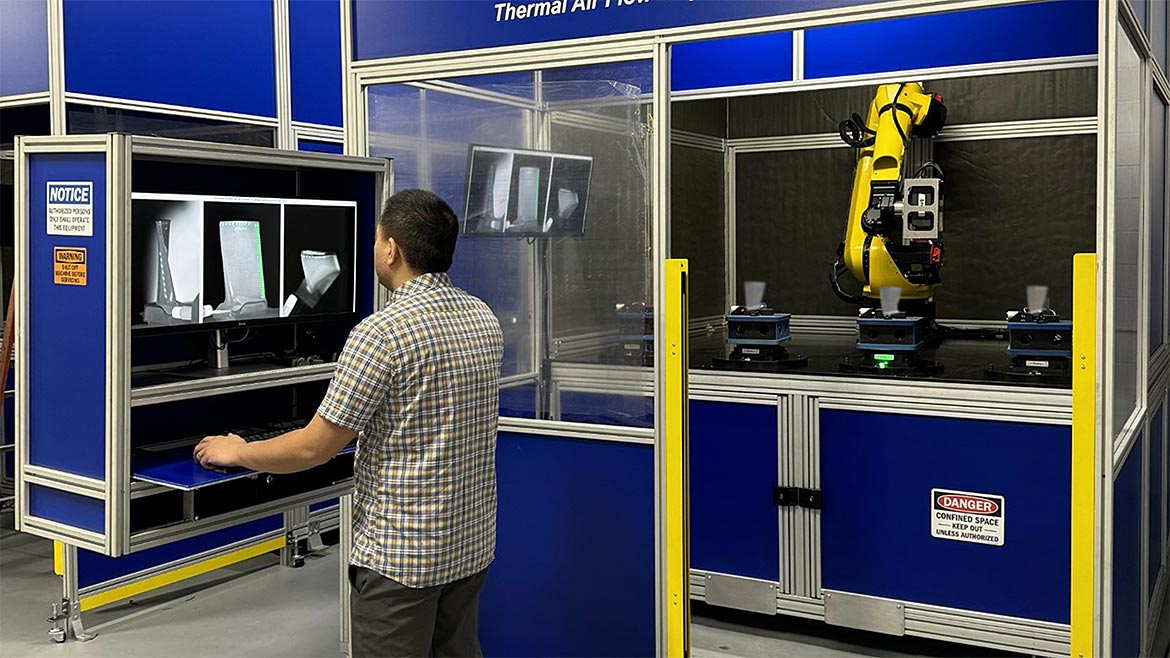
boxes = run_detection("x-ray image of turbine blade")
[216,220,270,317]
[282,250,341,316]
[142,218,210,324]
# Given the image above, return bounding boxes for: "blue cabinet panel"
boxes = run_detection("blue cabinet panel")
[1149,412,1164,599]
[64,0,276,117]
[78,516,283,588]
[0,0,49,96]
[673,32,793,92]
[690,400,779,581]
[310,498,339,513]
[480,432,654,657]
[291,0,343,126]
[820,410,1071,623]
[297,139,344,154]
[27,153,107,479]
[805,1,1096,80]
[29,485,104,534]
[1112,445,1142,658]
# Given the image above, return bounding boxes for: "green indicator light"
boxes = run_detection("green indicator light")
[874,353,895,362]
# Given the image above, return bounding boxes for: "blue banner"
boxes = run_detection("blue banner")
[353,0,886,60]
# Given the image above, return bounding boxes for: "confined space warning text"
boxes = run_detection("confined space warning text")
[930,488,1004,547]
[53,247,87,286]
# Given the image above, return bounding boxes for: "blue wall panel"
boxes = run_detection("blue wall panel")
[353,0,884,61]
[499,383,538,420]
[78,515,283,588]
[673,32,794,92]
[690,400,779,581]
[804,1,1096,80]
[479,432,654,657]
[29,485,104,534]
[558,391,654,428]
[820,410,1071,623]
[0,0,49,96]
[63,0,276,117]
[1150,411,1164,598]
[27,153,107,479]
[309,498,339,513]
[297,139,344,154]
[290,0,343,126]
[1113,444,1143,658]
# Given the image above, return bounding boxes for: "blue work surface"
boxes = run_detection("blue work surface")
[820,409,1071,623]
[133,447,257,491]
[479,431,654,657]
[690,400,779,582]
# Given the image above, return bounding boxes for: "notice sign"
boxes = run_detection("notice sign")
[931,488,1004,547]
[53,247,87,286]
[46,182,94,236]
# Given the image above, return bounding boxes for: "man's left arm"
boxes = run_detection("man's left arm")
[194,414,356,474]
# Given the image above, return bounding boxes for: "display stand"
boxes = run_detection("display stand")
[14,134,388,640]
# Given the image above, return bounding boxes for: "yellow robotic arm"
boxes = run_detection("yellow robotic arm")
[832,82,947,311]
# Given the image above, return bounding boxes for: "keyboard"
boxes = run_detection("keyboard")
[136,419,307,455]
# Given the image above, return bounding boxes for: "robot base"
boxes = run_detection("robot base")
[984,362,1070,384]
[839,352,942,376]
[710,353,808,372]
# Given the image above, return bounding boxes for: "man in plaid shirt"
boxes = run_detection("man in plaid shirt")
[196,189,504,657]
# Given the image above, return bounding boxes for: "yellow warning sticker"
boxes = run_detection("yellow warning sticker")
[53,247,87,286]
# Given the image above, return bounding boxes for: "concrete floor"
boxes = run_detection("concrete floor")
[1,519,1167,658]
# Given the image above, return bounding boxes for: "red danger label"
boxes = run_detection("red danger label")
[931,488,1005,547]
[936,494,999,515]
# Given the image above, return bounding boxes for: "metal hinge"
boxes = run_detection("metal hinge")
[773,486,822,510]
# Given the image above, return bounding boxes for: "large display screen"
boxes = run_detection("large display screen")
[130,193,357,332]
[462,145,592,238]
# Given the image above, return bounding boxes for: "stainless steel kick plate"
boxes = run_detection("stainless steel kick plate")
[703,573,777,615]
[823,590,906,636]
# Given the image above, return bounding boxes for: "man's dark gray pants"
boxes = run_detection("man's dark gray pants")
[348,565,488,658]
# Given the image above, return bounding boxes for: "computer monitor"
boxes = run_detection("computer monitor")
[462,145,592,238]
[130,193,357,333]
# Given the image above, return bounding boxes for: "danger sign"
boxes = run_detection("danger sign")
[53,247,87,286]
[931,488,1004,547]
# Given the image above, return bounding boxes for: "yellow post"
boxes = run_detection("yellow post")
[663,259,690,657]
[1070,252,1097,657]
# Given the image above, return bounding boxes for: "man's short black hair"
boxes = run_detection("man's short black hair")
[379,189,459,273]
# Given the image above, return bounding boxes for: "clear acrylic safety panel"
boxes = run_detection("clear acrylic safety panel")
[1151,87,1168,356]
[367,62,654,427]
[1114,26,1144,438]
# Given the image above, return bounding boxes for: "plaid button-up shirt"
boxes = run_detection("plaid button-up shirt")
[318,272,503,588]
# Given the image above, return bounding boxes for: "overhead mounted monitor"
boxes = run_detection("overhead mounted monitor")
[130,193,357,333]
[462,145,592,238]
